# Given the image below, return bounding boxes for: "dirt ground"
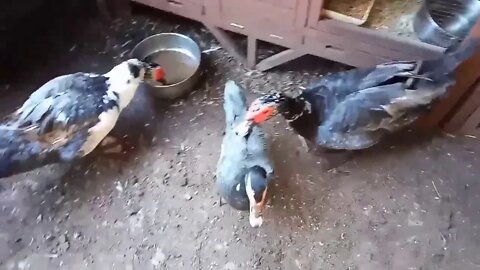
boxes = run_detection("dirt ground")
[1,5,480,270]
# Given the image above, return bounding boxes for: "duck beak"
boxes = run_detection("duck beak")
[234,120,253,136]
[247,188,268,228]
[145,66,167,84]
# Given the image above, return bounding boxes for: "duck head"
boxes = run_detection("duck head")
[236,92,308,136]
[245,165,269,228]
[125,58,167,85]
[107,58,166,84]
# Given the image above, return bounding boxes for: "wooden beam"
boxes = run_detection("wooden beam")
[256,49,306,71]
[247,36,257,68]
[307,0,325,28]
[203,23,247,66]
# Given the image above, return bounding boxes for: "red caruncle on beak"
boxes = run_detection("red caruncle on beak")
[153,67,166,82]
[245,100,275,124]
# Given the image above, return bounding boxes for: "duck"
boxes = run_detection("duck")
[216,80,274,228]
[0,59,166,178]
[236,39,480,167]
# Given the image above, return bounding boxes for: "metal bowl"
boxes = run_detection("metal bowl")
[413,0,480,48]
[131,33,202,99]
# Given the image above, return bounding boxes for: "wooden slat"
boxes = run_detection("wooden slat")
[305,28,439,63]
[295,0,310,29]
[256,49,306,71]
[221,0,297,27]
[316,20,444,59]
[203,23,247,65]
[247,36,257,68]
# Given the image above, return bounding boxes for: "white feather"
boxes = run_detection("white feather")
[80,107,120,156]
[80,61,143,156]
[104,61,143,110]
[245,173,264,228]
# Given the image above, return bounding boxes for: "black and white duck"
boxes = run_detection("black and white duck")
[0,59,166,178]
[216,80,274,228]
[236,39,480,167]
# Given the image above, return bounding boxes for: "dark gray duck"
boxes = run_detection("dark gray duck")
[216,80,274,228]
[237,39,480,168]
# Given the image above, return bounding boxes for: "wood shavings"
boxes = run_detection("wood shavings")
[364,0,421,37]
[325,0,375,20]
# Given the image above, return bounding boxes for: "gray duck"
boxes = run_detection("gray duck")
[237,39,480,168]
[216,80,274,228]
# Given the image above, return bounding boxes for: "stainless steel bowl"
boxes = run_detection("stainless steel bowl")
[131,33,202,99]
[413,0,480,48]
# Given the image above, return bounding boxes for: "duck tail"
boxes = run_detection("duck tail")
[223,80,248,127]
[424,38,480,80]
[0,127,61,178]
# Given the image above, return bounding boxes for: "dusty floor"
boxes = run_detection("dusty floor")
[1,5,480,270]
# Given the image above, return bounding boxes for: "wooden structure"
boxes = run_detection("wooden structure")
[117,0,479,132]
[130,0,446,70]
[440,19,480,136]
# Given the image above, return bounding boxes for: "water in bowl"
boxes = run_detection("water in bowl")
[145,49,198,86]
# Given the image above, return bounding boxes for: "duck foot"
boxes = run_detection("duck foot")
[219,196,226,207]
[98,136,130,160]
[298,135,313,153]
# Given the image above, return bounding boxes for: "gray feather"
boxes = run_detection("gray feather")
[216,81,274,210]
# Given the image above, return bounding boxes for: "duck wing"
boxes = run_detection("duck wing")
[0,73,119,178]
[306,61,419,102]
[223,80,247,129]
[316,82,423,149]
[14,73,117,134]
[246,126,274,178]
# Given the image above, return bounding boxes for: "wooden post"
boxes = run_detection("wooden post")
[203,23,248,66]
[247,36,257,69]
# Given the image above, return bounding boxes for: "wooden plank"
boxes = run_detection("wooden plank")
[203,23,247,65]
[203,0,220,20]
[316,20,444,59]
[132,0,202,19]
[304,31,389,66]
[256,49,305,71]
[295,0,310,29]
[307,0,325,28]
[221,0,296,27]
[305,28,438,63]
[247,36,257,68]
